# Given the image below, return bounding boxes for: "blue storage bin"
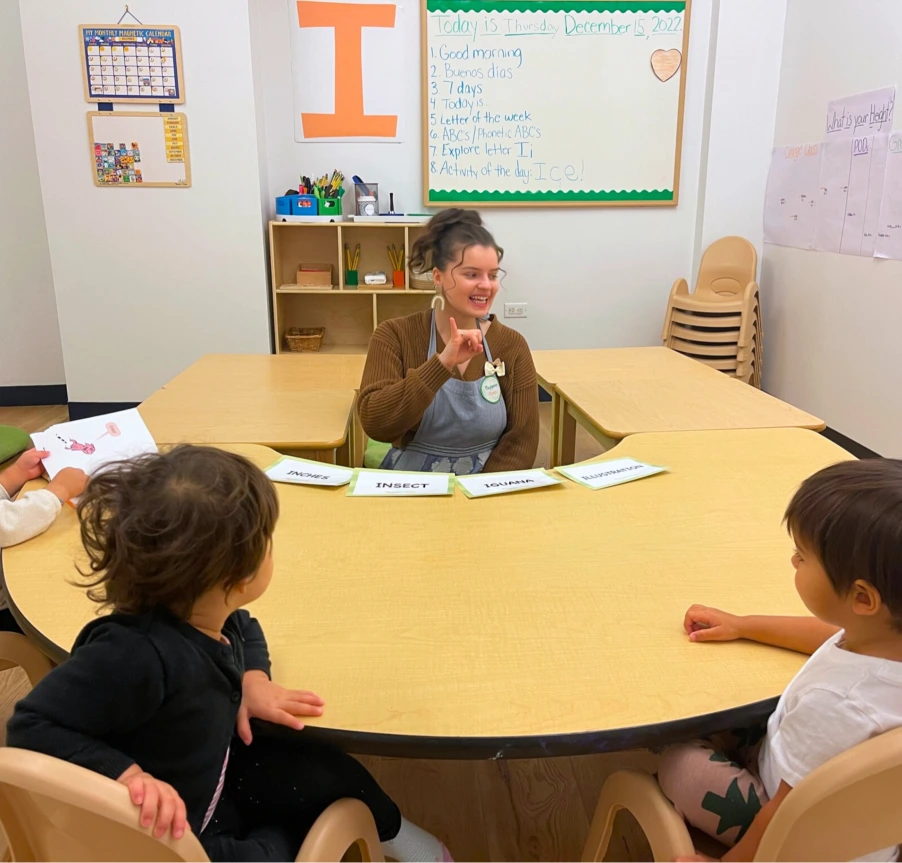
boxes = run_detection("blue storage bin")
[292,194,318,215]
[275,195,294,216]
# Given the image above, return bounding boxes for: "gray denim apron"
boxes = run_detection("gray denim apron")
[381,311,508,475]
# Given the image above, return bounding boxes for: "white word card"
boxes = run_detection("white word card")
[265,456,353,487]
[348,470,454,497]
[457,469,561,499]
[557,458,666,490]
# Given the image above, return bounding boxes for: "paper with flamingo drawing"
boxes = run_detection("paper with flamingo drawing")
[31,408,158,479]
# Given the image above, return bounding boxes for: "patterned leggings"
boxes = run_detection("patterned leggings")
[657,727,768,848]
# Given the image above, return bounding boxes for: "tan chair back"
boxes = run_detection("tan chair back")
[0,748,207,862]
[695,236,758,300]
[756,726,902,861]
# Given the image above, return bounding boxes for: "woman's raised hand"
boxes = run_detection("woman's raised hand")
[438,317,484,371]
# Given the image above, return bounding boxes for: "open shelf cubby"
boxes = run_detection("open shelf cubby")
[270,221,434,355]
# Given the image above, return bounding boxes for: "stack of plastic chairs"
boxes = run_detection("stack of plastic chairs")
[661,236,762,387]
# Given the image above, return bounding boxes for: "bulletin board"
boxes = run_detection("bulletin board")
[79,25,185,104]
[87,111,191,187]
[422,0,691,207]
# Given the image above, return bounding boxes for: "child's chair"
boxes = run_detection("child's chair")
[581,727,902,862]
[0,748,384,862]
[661,237,762,386]
[0,632,54,688]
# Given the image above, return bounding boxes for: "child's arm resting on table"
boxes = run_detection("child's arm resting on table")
[684,605,839,655]
[232,611,324,745]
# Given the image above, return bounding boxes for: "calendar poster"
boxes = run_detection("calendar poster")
[79,25,184,104]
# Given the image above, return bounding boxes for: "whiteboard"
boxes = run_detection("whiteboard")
[422,0,690,207]
[87,112,191,188]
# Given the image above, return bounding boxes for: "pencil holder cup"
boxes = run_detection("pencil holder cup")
[291,194,318,215]
[319,195,342,217]
[346,270,359,288]
[354,183,378,214]
[392,270,405,288]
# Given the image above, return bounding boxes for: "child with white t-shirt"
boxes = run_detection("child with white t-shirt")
[0,448,86,631]
[658,458,902,863]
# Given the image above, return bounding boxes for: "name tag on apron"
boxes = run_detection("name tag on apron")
[480,376,502,404]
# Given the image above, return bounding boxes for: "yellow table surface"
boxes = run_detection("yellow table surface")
[558,376,825,439]
[138,387,356,450]
[532,347,717,388]
[2,429,851,756]
[160,353,367,393]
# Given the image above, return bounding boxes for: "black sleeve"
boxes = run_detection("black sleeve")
[234,610,271,677]
[7,623,165,781]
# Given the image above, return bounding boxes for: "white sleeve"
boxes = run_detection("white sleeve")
[766,686,881,788]
[0,487,62,548]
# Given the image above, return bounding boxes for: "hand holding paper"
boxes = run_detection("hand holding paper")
[31,408,157,480]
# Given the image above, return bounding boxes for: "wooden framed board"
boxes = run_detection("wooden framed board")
[422,0,690,207]
[80,25,184,104]
[87,111,190,188]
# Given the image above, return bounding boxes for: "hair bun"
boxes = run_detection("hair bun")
[429,208,483,233]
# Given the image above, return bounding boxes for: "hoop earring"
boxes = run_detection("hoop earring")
[431,293,445,312]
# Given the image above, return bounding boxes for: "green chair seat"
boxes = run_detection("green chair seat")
[0,426,31,466]
[364,439,391,470]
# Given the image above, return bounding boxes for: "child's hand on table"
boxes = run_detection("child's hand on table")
[236,669,324,745]
[117,763,188,839]
[683,605,745,643]
[46,467,88,504]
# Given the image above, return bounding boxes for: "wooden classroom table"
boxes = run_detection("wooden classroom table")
[138,387,356,465]
[533,348,715,465]
[140,353,367,465]
[2,429,850,758]
[532,347,825,466]
[159,353,367,394]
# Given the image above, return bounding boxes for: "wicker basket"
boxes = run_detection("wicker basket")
[410,271,434,291]
[285,327,325,352]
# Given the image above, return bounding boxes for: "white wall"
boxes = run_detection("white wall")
[255,0,721,350]
[698,0,787,262]
[763,0,902,456]
[18,0,271,404]
[0,1,65,389]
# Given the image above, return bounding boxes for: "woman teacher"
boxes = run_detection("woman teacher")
[358,209,539,475]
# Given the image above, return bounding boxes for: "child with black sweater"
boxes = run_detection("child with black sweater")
[7,445,450,862]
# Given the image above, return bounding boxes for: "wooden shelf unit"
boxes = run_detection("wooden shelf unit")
[269,222,434,354]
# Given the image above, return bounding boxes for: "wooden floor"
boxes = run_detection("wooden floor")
[0,405,68,435]
[0,404,660,861]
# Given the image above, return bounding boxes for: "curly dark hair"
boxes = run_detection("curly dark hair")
[76,445,279,618]
[409,208,503,274]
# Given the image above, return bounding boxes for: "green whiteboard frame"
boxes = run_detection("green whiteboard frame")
[421,0,691,207]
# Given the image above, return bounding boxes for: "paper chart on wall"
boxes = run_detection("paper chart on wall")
[875,133,902,261]
[814,134,888,256]
[31,409,158,479]
[763,145,821,249]
[815,88,894,255]
[825,87,895,141]
[764,88,896,257]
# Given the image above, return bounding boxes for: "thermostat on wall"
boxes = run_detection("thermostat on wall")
[364,271,387,285]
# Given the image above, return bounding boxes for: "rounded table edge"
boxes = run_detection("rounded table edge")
[263,698,778,759]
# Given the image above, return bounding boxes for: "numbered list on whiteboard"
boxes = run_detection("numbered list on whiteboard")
[424,1,687,202]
